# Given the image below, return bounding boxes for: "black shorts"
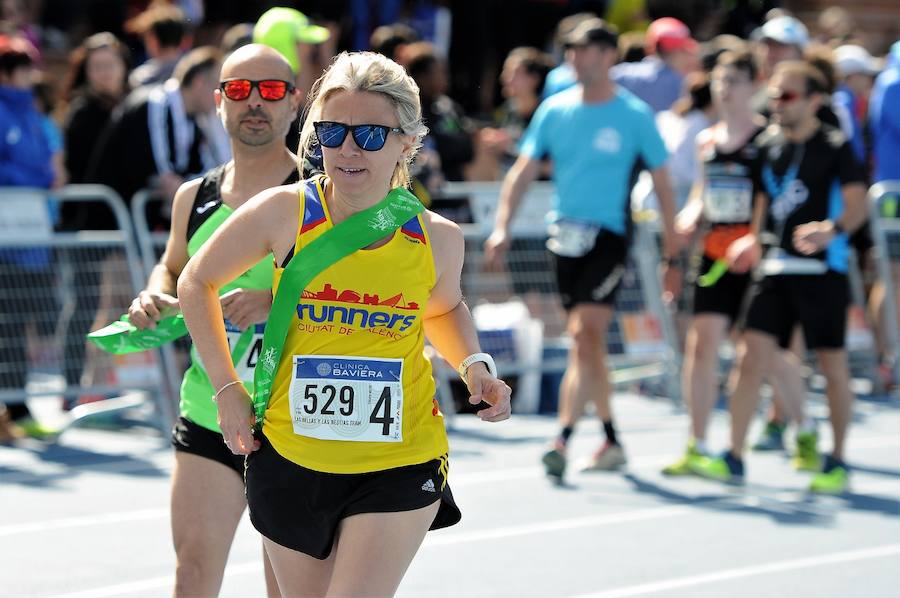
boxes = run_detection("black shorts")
[171,416,245,478]
[742,272,849,350]
[553,230,628,310]
[246,433,461,559]
[691,254,752,323]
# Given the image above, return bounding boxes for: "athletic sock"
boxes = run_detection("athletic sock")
[558,425,574,446]
[602,420,619,446]
[693,438,708,455]
[797,418,816,434]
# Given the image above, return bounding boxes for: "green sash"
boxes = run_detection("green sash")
[251,187,424,423]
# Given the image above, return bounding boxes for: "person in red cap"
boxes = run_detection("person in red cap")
[611,16,699,112]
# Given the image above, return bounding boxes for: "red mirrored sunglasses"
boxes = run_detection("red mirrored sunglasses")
[219,79,294,101]
[768,89,804,103]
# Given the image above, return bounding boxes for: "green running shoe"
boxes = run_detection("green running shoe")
[690,451,745,484]
[752,420,786,451]
[18,418,59,440]
[792,429,821,471]
[810,456,849,494]
[662,440,704,476]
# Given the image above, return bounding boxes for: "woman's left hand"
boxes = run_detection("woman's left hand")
[465,364,512,422]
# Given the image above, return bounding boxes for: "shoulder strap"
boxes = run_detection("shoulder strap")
[251,186,425,423]
[186,164,227,242]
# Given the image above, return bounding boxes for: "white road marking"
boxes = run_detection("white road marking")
[573,544,900,598]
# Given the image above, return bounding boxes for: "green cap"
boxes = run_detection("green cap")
[253,7,330,73]
[88,313,189,355]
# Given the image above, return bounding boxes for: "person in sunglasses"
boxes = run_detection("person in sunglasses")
[693,61,868,494]
[484,18,683,479]
[178,51,511,596]
[126,44,302,596]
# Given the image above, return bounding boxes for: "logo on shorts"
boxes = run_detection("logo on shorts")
[421,479,436,493]
[591,264,626,301]
[593,128,621,153]
[316,362,331,376]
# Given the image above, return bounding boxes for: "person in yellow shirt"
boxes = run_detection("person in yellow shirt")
[178,51,511,597]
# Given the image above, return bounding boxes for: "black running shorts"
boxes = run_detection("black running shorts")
[742,271,849,349]
[171,416,245,478]
[245,433,461,559]
[552,230,628,310]
[691,254,753,323]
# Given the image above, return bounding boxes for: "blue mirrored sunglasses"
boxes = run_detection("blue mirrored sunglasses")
[313,121,404,151]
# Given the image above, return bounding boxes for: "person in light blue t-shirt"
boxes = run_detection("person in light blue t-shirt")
[485,18,683,481]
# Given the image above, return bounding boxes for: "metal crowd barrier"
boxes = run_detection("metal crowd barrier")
[866,181,900,388]
[0,185,176,435]
[130,189,187,428]
[430,182,683,414]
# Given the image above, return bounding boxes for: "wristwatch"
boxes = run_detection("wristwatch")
[458,353,498,383]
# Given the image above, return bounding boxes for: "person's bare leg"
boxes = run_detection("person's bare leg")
[171,452,247,598]
[263,544,280,598]
[564,304,614,424]
[682,314,729,442]
[325,502,441,597]
[816,348,854,460]
[729,331,778,458]
[766,350,808,425]
[263,536,336,598]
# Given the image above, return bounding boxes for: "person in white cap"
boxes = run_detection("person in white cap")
[833,44,881,165]
[756,15,809,81]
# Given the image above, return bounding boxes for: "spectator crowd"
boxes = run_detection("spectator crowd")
[0,0,899,452]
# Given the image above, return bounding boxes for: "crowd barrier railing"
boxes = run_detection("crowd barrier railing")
[866,181,900,389]
[131,189,186,428]
[0,185,176,434]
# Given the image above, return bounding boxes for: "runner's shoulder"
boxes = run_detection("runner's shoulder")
[818,123,849,149]
[422,209,463,247]
[171,177,205,221]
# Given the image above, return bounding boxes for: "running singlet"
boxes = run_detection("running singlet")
[264,177,449,474]
[698,125,763,260]
[180,164,298,432]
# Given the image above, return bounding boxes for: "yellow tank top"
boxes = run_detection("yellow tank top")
[264,177,449,473]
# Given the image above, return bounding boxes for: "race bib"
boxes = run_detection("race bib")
[225,321,265,381]
[759,247,828,276]
[703,177,753,223]
[546,220,599,258]
[288,355,403,442]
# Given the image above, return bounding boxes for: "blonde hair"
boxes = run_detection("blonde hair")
[299,51,428,189]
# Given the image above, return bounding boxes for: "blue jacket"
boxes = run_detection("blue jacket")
[0,85,53,188]
[0,85,54,269]
[869,52,900,182]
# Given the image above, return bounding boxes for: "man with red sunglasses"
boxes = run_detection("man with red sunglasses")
[126,44,302,596]
[694,61,868,494]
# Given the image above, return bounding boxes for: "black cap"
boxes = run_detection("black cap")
[563,18,619,49]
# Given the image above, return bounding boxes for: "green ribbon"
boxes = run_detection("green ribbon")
[87,313,189,355]
[697,258,729,288]
[251,187,425,424]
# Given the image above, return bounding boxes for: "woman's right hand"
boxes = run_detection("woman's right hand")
[216,384,260,455]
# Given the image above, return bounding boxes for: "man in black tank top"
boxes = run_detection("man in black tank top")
[124,45,303,596]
